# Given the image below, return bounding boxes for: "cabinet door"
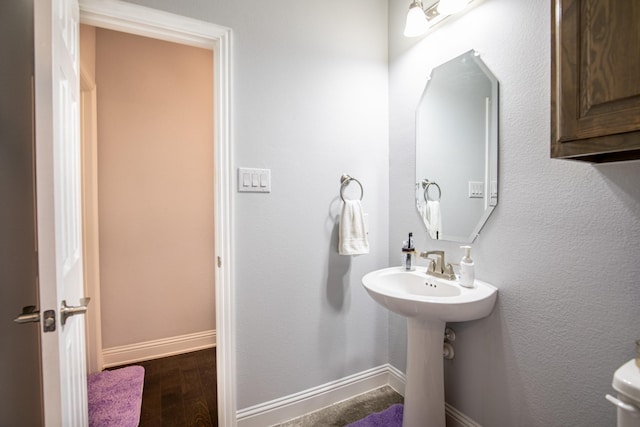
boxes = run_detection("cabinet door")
[551,0,640,162]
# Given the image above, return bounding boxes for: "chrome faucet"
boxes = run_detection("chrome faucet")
[419,250,456,281]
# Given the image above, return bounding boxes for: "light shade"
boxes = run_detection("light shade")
[437,0,469,15]
[404,2,429,37]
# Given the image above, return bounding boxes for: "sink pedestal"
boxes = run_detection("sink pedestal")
[403,318,446,427]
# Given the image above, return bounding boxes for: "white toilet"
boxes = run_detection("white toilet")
[607,359,640,426]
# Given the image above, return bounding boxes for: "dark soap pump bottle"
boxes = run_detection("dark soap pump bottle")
[402,232,416,271]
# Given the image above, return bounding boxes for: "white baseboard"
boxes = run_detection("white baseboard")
[102,330,216,368]
[445,402,483,427]
[386,364,406,397]
[236,364,481,427]
[237,365,393,427]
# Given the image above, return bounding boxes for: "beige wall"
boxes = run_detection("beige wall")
[94,28,214,348]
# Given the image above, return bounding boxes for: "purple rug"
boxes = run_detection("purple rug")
[347,404,403,427]
[88,365,144,427]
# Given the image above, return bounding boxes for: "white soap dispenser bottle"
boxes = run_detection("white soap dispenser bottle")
[459,245,475,288]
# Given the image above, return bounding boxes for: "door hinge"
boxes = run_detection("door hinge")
[217,256,222,268]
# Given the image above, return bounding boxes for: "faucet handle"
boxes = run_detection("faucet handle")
[442,263,456,280]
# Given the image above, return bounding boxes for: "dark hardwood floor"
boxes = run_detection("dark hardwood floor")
[112,348,217,426]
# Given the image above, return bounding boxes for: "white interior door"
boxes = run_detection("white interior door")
[34,0,89,425]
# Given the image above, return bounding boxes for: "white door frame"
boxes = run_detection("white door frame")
[80,65,103,374]
[78,1,236,425]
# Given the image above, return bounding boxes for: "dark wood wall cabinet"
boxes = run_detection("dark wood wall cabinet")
[551,0,640,162]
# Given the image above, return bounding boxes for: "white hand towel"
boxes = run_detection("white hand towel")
[416,197,427,226]
[425,200,442,240]
[339,200,369,255]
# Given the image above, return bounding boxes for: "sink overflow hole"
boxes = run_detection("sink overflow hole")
[425,282,437,288]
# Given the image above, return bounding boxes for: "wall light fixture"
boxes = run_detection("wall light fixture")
[404,1,430,37]
[403,0,473,37]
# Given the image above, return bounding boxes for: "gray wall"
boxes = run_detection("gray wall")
[122,0,390,410]
[389,0,640,426]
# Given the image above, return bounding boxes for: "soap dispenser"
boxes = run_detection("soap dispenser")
[402,232,416,271]
[459,245,475,288]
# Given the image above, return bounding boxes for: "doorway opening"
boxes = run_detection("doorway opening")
[80,24,216,370]
[79,1,235,425]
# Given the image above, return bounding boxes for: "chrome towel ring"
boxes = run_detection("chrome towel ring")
[340,174,364,202]
[422,179,441,202]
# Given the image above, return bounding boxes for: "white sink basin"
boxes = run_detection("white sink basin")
[362,266,497,322]
[362,266,498,427]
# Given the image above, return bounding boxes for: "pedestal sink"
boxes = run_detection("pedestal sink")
[362,267,497,427]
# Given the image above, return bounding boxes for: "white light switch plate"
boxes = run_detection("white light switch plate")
[238,167,271,193]
[468,181,484,198]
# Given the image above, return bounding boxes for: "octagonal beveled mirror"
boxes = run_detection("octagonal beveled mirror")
[415,50,499,243]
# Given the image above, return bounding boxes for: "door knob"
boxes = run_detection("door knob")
[14,306,57,332]
[60,297,91,325]
[14,306,40,324]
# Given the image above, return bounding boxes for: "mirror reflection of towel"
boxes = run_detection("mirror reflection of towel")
[339,200,369,255]
[426,200,442,239]
[417,198,442,240]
